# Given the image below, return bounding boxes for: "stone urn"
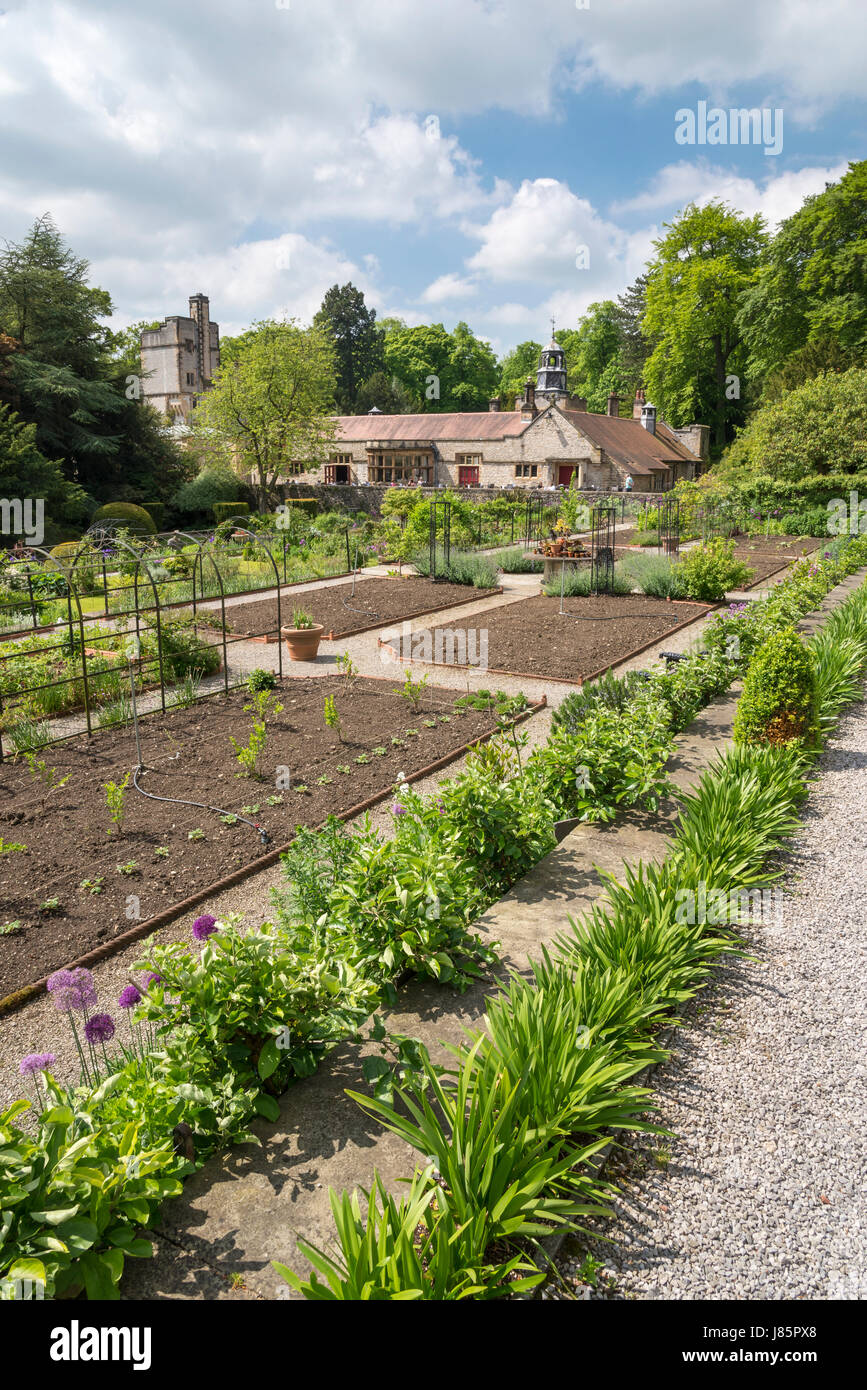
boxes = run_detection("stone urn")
[281,622,325,661]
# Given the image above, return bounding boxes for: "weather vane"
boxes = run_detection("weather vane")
[550,315,556,338]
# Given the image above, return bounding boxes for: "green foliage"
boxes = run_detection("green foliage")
[291,607,314,629]
[494,546,543,574]
[0,1083,181,1301]
[674,538,752,602]
[213,501,249,525]
[323,693,341,740]
[230,688,283,778]
[392,668,429,713]
[384,321,498,413]
[643,201,767,447]
[103,771,131,834]
[411,546,498,588]
[91,502,156,535]
[173,464,246,519]
[0,404,88,532]
[618,551,687,598]
[721,367,867,482]
[193,319,337,509]
[247,667,276,694]
[314,283,385,414]
[734,626,818,747]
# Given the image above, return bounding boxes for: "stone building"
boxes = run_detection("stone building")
[298,337,707,492]
[140,293,220,423]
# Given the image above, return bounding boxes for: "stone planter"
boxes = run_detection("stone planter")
[541,554,591,586]
[281,623,325,661]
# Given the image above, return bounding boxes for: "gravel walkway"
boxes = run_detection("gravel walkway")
[552,691,867,1301]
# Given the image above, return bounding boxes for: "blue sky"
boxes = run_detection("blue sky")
[0,0,862,356]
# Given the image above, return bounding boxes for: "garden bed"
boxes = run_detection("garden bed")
[385,592,711,684]
[0,676,534,999]
[221,575,501,641]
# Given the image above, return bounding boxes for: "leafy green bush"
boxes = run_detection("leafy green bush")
[173,466,246,519]
[733,626,818,747]
[618,552,687,599]
[412,549,498,588]
[91,503,157,536]
[494,547,543,574]
[542,564,633,598]
[675,539,753,602]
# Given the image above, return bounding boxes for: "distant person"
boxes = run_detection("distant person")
[624,475,634,492]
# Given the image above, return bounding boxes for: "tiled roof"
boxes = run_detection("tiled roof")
[559,410,696,470]
[334,412,533,442]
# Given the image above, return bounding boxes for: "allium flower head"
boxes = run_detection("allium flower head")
[192,913,218,941]
[47,967,97,1012]
[142,971,163,988]
[118,985,141,1010]
[391,802,407,816]
[84,1013,115,1044]
[19,1052,56,1077]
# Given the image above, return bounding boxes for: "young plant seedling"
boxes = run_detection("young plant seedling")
[393,669,429,714]
[0,920,23,936]
[79,877,105,895]
[104,772,131,836]
[154,846,170,858]
[0,837,26,855]
[188,828,205,841]
[231,689,284,778]
[323,693,342,742]
[20,752,70,810]
[116,861,139,876]
[335,651,358,686]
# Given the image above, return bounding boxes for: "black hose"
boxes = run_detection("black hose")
[132,764,270,846]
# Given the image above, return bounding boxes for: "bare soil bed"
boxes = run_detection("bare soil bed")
[732,534,825,557]
[221,575,500,640]
[411,592,709,683]
[0,676,518,998]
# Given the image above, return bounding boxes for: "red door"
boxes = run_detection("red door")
[558,465,576,487]
[458,465,479,487]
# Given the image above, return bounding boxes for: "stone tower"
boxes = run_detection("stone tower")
[140,294,220,424]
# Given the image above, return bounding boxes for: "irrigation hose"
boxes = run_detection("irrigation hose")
[131,765,270,846]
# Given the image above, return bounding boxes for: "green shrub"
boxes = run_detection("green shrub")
[618,552,687,599]
[247,667,277,693]
[675,539,752,602]
[213,501,250,525]
[494,547,543,574]
[733,626,818,747]
[412,549,498,589]
[91,503,157,535]
[173,466,246,519]
[542,564,632,598]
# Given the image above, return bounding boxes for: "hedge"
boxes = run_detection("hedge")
[213,501,250,524]
[142,502,166,531]
[90,502,157,535]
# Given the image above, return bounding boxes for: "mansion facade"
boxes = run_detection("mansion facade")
[305,338,707,493]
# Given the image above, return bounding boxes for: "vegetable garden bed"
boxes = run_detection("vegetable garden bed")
[221,575,502,641]
[383,592,711,684]
[0,676,538,999]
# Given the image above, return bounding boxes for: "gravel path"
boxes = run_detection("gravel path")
[553,691,867,1301]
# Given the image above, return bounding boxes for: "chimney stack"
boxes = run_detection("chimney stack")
[489,395,501,412]
[568,394,587,411]
[640,401,657,436]
[607,393,620,417]
[633,387,646,420]
[521,379,536,419]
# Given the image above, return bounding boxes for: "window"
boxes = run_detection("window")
[514,464,538,478]
[367,452,433,484]
[184,339,195,353]
[281,461,306,477]
[185,372,195,387]
[456,453,482,487]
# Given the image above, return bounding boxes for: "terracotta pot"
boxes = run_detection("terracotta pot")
[281,623,325,661]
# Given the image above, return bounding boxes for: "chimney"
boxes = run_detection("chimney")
[568,394,587,411]
[521,379,536,419]
[633,387,646,420]
[607,393,620,417]
[489,395,501,412]
[640,401,657,436]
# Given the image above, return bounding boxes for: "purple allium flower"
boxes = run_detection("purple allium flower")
[192,913,218,941]
[391,802,407,816]
[19,1052,56,1077]
[47,967,97,1013]
[436,800,446,815]
[83,1013,115,1044]
[142,971,163,988]
[118,985,141,1010]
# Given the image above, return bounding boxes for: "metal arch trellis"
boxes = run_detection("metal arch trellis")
[589,504,617,595]
[208,520,284,680]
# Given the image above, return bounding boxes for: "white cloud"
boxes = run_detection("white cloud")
[613,160,850,230]
[420,273,478,304]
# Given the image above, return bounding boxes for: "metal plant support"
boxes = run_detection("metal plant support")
[659,497,681,556]
[428,497,451,580]
[590,505,617,595]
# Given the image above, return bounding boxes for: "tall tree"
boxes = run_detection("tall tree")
[314,283,383,413]
[497,340,542,407]
[384,321,498,412]
[0,218,188,504]
[0,404,88,533]
[739,161,867,393]
[643,201,767,449]
[192,319,337,510]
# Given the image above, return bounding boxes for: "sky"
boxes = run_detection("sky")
[0,0,863,355]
